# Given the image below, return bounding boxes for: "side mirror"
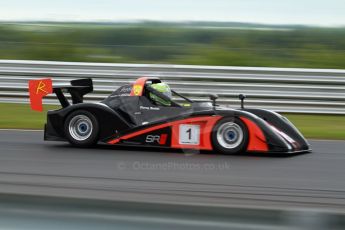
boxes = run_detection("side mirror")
[209,94,218,106]
[239,94,246,109]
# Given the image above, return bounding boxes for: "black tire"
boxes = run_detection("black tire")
[64,110,99,147]
[211,117,249,154]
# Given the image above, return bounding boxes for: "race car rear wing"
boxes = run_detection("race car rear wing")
[29,78,93,111]
[53,78,93,108]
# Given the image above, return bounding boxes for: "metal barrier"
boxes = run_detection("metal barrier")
[0,60,344,114]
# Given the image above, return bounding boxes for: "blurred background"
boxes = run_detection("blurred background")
[0,0,345,68]
[1,21,345,68]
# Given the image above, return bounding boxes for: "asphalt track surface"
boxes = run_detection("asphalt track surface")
[1,130,345,211]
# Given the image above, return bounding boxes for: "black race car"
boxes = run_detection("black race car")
[43,77,311,154]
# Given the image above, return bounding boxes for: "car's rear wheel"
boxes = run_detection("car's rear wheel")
[64,110,99,147]
[212,117,248,154]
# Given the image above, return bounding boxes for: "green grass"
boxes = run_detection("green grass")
[284,114,345,140]
[0,103,58,129]
[0,103,344,140]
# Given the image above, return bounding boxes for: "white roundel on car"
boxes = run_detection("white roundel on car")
[179,124,200,145]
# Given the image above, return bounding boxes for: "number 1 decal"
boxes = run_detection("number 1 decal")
[179,124,200,145]
[186,128,192,140]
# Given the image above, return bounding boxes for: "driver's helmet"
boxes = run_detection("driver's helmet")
[149,82,172,106]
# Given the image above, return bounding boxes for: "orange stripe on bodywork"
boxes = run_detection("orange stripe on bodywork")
[170,117,220,150]
[240,117,269,152]
[108,116,222,150]
[159,134,168,145]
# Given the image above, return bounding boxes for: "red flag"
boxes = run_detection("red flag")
[29,78,53,111]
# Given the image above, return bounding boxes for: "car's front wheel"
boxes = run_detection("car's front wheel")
[211,117,248,154]
[64,110,99,147]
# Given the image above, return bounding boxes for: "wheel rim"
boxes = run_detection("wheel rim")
[68,115,93,141]
[216,122,244,149]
